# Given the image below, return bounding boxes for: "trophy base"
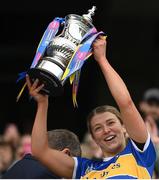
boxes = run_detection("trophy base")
[27,68,64,97]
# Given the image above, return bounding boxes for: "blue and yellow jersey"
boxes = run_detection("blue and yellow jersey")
[73,134,156,179]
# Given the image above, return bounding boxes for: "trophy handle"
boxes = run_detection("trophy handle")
[55,19,66,38]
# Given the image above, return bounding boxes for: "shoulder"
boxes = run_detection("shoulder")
[124,135,156,166]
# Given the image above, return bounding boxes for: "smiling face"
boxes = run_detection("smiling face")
[90,111,126,157]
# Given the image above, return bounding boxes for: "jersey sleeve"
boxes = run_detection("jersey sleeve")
[72,157,93,179]
[130,133,156,174]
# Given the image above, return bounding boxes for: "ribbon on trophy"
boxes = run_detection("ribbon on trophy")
[16,17,64,102]
[61,28,105,107]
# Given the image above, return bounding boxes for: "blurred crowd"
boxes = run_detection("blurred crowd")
[0,88,159,178]
[138,88,159,178]
[0,123,31,178]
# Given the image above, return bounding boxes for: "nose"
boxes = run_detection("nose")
[103,125,110,134]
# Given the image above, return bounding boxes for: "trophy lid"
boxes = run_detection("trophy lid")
[65,6,97,29]
[82,6,96,23]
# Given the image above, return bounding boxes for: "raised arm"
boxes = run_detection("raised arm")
[26,75,74,178]
[92,36,148,143]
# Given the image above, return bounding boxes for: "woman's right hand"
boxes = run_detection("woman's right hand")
[92,35,107,63]
[26,75,48,104]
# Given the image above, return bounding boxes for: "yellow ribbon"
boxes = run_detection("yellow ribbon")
[16,82,27,102]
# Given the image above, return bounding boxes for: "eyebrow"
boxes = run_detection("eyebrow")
[106,118,115,122]
[93,118,115,127]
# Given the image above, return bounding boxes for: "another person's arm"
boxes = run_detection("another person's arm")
[93,36,148,143]
[26,75,74,178]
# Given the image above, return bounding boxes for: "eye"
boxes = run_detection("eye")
[94,126,102,132]
[107,121,115,126]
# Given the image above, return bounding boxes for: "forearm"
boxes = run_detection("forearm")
[98,57,148,142]
[98,57,132,108]
[31,100,48,157]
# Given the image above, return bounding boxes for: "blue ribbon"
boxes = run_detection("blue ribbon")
[16,17,64,83]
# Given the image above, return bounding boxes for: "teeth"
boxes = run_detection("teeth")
[105,135,115,141]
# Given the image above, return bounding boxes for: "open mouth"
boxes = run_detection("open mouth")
[104,135,116,142]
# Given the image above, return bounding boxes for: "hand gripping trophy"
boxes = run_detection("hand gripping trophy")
[17,6,105,106]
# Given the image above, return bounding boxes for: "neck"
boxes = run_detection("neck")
[103,142,126,158]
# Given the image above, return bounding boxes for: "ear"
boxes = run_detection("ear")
[62,148,71,156]
[90,132,96,142]
[121,124,128,137]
